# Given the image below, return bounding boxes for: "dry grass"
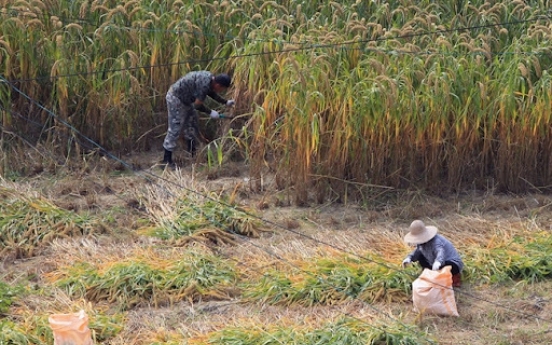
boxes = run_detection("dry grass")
[2,153,552,344]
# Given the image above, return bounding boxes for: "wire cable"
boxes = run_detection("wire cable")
[3,9,550,83]
[4,73,552,326]
[3,5,552,323]
[167,194,437,344]
[0,78,438,342]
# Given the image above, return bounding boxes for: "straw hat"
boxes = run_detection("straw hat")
[404,220,438,244]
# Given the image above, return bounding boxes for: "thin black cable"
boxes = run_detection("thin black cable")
[0,105,65,166]
[0,123,58,164]
[0,104,49,130]
[160,183,551,339]
[222,245,436,344]
[0,76,436,340]
[1,73,435,342]
[7,71,552,324]
[177,200,436,344]
[1,8,99,27]
[4,13,550,84]
[0,120,142,213]
[144,169,552,325]
[2,8,305,44]
[0,75,148,173]
[210,199,552,324]
[3,66,552,325]
[9,46,552,85]
[5,6,549,40]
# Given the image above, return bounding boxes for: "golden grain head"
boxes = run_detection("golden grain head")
[65,23,83,31]
[25,18,44,28]
[251,13,263,21]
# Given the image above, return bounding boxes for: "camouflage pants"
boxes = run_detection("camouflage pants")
[163,92,199,153]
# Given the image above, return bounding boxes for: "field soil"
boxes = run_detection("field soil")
[2,150,552,345]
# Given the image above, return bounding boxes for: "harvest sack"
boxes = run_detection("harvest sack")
[412,266,459,317]
[48,310,94,345]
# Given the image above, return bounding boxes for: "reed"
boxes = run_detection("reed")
[1,0,552,199]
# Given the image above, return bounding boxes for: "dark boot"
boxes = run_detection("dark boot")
[187,139,196,157]
[162,149,173,164]
[452,273,462,288]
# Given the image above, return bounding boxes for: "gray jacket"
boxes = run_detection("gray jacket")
[406,234,464,272]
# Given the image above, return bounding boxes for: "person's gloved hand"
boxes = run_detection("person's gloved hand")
[226,99,235,106]
[432,261,441,271]
[402,258,412,268]
[209,110,220,119]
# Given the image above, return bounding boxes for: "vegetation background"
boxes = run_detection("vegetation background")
[1,0,552,344]
[2,0,552,200]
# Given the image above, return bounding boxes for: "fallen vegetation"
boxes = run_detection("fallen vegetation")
[1,163,552,344]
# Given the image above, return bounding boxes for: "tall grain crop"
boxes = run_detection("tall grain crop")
[1,0,551,200]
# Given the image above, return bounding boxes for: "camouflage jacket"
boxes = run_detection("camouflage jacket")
[168,71,226,106]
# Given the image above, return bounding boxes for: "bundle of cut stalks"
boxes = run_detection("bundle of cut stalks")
[0,187,109,258]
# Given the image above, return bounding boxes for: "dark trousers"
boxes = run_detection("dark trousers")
[164,92,199,156]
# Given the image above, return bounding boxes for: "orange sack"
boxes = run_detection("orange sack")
[412,265,459,317]
[48,310,94,345]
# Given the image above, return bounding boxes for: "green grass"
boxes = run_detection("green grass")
[52,249,237,310]
[206,318,432,345]
[0,281,23,314]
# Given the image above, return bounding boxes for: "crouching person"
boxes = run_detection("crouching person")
[402,219,464,288]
